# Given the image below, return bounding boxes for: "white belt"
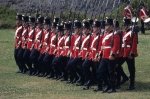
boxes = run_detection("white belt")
[82,48,88,50]
[64,46,69,49]
[28,39,32,42]
[51,44,56,47]
[36,40,40,42]
[122,44,131,48]
[102,46,111,50]
[75,47,79,50]
[91,48,96,51]
[59,47,63,49]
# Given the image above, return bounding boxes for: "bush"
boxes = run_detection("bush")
[0,6,16,29]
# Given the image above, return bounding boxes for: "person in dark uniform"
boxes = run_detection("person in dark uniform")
[23,16,36,75]
[17,15,29,74]
[14,13,23,73]
[118,19,138,90]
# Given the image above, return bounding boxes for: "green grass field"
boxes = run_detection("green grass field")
[0,29,150,99]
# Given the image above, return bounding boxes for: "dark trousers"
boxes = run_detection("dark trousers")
[37,53,46,73]
[117,57,135,86]
[66,57,83,81]
[30,49,40,73]
[17,48,28,72]
[82,59,93,83]
[14,48,23,72]
[97,59,117,89]
[141,20,145,34]
[23,49,33,72]
[43,54,55,75]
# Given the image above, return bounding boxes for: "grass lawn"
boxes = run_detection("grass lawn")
[0,29,150,99]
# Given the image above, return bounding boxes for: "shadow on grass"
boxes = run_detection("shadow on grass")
[119,81,150,93]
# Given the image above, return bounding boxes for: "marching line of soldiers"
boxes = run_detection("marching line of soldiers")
[14,14,138,93]
[14,2,150,93]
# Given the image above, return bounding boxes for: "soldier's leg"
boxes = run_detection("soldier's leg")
[37,53,46,76]
[17,48,28,73]
[141,20,145,34]
[82,59,92,85]
[94,59,109,92]
[107,60,117,93]
[126,57,136,90]
[14,48,22,72]
[61,56,69,81]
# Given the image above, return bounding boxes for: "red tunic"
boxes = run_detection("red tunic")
[122,30,138,57]
[14,26,23,48]
[71,34,82,58]
[123,6,133,19]
[48,32,57,55]
[40,29,50,53]
[89,33,103,60]
[26,27,35,50]
[139,8,148,20]
[33,28,43,51]
[55,34,65,57]
[101,31,121,59]
[80,34,91,59]
[62,34,71,57]
[21,27,28,49]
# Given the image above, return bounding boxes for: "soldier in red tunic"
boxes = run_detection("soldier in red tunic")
[117,19,138,90]
[139,3,149,34]
[123,1,133,20]
[95,18,121,93]
[23,16,36,75]
[83,20,102,90]
[51,23,65,79]
[17,15,29,73]
[30,16,44,75]
[14,13,23,73]
[37,16,51,77]
[66,20,83,84]
[43,19,58,79]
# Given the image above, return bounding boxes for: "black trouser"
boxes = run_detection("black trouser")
[117,57,135,86]
[37,53,46,74]
[82,59,93,83]
[23,49,33,72]
[51,56,63,78]
[141,20,145,34]
[30,49,40,73]
[14,48,23,72]
[97,59,117,90]
[43,54,55,75]
[66,57,83,82]
[17,48,28,72]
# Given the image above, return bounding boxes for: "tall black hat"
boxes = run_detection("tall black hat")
[124,19,131,26]
[16,13,22,21]
[29,16,36,23]
[22,15,29,22]
[82,20,90,29]
[64,21,72,30]
[106,18,113,26]
[44,16,51,25]
[57,23,64,32]
[53,17,59,23]
[74,20,82,29]
[37,16,44,24]
[93,20,101,27]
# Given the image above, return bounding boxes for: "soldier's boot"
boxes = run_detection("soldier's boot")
[127,81,135,90]
[93,84,103,92]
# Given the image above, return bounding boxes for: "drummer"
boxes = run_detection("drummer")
[139,3,149,34]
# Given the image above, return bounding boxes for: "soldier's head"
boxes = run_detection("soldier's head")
[93,19,101,34]
[105,18,114,32]
[64,21,72,35]
[16,13,22,26]
[113,20,120,30]
[53,17,60,24]
[82,20,91,35]
[22,15,29,28]
[124,19,131,31]
[51,22,57,33]
[29,16,36,27]
[44,16,51,30]
[57,23,64,36]
[74,20,82,34]
[37,16,44,28]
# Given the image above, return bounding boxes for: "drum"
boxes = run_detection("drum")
[144,17,150,23]
[131,17,139,23]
